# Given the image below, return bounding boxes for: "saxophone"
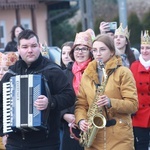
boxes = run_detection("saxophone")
[79,60,108,148]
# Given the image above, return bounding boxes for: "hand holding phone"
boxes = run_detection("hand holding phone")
[109,22,117,32]
[100,21,117,34]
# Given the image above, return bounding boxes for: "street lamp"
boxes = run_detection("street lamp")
[117,0,127,28]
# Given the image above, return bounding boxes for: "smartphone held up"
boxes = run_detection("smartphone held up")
[109,22,117,32]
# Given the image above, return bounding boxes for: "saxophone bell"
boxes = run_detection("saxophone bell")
[84,114,106,148]
[92,114,106,129]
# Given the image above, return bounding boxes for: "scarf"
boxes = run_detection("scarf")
[72,58,91,94]
[139,54,150,70]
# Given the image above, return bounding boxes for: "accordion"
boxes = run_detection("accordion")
[3,74,47,133]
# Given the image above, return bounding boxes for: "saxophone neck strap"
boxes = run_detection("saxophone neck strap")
[107,65,121,78]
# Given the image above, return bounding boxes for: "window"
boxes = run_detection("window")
[0,21,6,52]
[21,19,31,29]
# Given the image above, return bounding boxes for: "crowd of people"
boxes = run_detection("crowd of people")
[0,22,149,150]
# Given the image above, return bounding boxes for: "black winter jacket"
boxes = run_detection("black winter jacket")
[61,62,83,150]
[61,62,74,117]
[4,40,18,52]
[0,54,75,148]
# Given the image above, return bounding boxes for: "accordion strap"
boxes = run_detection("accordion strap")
[42,75,54,128]
[34,64,59,109]
[43,75,55,109]
[36,65,60,128]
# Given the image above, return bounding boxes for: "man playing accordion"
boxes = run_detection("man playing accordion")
[0,29,75,150]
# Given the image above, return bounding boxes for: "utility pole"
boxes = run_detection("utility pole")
[80,0,94,31]
[117,0,127,28]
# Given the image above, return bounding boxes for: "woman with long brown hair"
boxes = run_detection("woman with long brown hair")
[75,34,138,150]
[114,23,136,67]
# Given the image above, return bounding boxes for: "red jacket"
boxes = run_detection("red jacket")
[130,60,150,128]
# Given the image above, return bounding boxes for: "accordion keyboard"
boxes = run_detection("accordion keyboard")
[3,82,13,133]
[2,74,45,134]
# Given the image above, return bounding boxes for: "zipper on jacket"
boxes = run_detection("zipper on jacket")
[21,130,25,140]
[25,69,28,74]
[45,128,49,138]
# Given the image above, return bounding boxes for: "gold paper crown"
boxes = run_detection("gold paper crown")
[0,52,18,66]
[141,30,150,45]
[74,30,93,48]
[86,28,95,42]
[40,42,50,59]
[115,23,130,39]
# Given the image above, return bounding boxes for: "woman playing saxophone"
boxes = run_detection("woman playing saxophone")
[75,34,138,150]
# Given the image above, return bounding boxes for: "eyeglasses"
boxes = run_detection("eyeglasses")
[74,47,89,53]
